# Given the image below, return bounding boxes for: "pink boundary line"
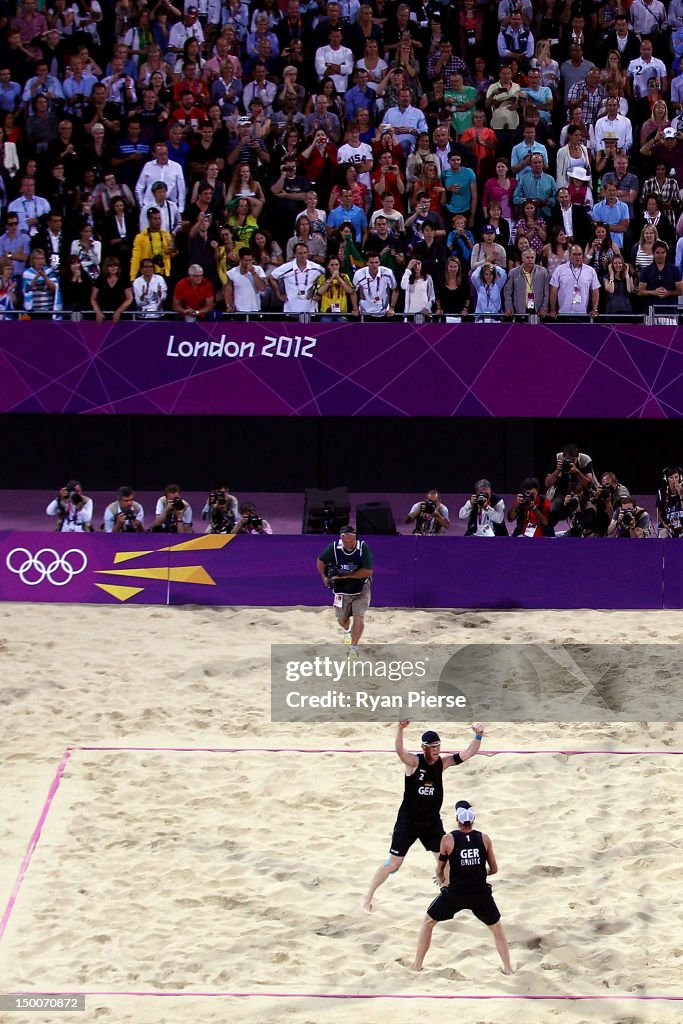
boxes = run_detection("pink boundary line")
[0,748,72,943]
[9,990,683,1002]
[75,745,683,755]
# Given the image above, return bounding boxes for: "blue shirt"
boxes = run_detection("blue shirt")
[590,198,629,248]
[327,203,367,242]
[442,166,476,215]
[345,85,376,121]
[510,141,548,177]
[0,81,21,112]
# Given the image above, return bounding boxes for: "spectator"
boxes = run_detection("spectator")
[313,255,358,319]
[471,262,507,320]
[512,152,557,219]
[22,248,61,316]
[548,243,600,318]
[435,256,471,320]
[224,246,266,313]
[353,253,397,317]
[637,241,682,316]
[269,241,324,314]
[0,212,30,279]
[135,141,186,210]
[173,263,216,320]
[603,255,636,316]
[91,256,133,322]
[0,256,17,317]
[7,175,50,237]
[503,246,550,317]
[400,258,435,317]
[656,467,683,538]
[133,258,168,317]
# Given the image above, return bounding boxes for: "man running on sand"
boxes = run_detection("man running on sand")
[361,720,484,912]
[412,800,513,975]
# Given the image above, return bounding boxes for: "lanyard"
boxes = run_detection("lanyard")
[365,270,382,298]
[294,267,310,289]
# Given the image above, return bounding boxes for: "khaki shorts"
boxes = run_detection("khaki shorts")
[334,583,371,623]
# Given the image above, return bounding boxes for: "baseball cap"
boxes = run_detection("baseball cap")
[422,730,441,745]
[482,225,496,234]
[187,5,199,13]
[456,804,476,824]
[663,127,677,139]
[339,524,356,535]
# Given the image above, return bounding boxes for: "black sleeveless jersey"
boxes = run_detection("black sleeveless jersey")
[396,753,444,826]
[447,829,488,891]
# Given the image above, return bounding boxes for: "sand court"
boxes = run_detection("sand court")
[2,746,683,1004]
[2,603,683,1024]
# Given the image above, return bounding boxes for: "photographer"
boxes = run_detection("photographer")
[594,471,631,537]
[562,484,599,538]
[46,479,93,532]
[104,486,145,533]
[507,478,553,537]
[152,484,193,534]
[459,479,507,537]
[544,443,595,526]
[232,501,272,535]
[607,496,651,538]
[406,490,450,536]
[316,524,373,653]
[201,482,239,535]
[656,466,683,538]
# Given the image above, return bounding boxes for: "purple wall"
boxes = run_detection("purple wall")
[2,321,683,417]
[0,531,676,608]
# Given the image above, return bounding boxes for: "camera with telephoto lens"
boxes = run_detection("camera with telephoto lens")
[69,490,83,506]
[670,520,683,537]
[152,254,164,269]
[211,490,227,506]
[422,500,436,515]
[171,497,184,511]
[476,493,487,507]
[599,484,613,499]
[519,491,534,507]
[247,511,263,528]
[568,494,581,512]
[562,458,574,472]
[621,510,635,528]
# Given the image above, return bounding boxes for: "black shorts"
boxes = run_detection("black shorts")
[389,821,445,858]
[427,884,501,926]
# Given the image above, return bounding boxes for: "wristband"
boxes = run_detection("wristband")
[475,733,483,741]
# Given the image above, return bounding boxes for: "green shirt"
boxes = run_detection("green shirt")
[445,86,477,135]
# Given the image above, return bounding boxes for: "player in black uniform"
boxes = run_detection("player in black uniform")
[412,800,513,974]
[361,720,485,912]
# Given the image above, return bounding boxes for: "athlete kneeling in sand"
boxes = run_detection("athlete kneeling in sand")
[412,800,513,975]
[361,720,484,912]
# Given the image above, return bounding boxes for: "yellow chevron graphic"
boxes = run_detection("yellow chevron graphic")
[113,550,155,563]
[95,583,145,602]
[112,534,235,562]
[95,565,216,585]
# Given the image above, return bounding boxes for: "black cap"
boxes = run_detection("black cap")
[421,730,441,745]
[455,799,471,810]
[339,525,356,535]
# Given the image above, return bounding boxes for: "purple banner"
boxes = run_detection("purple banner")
[0,531,677,609]
[1,321,683,417]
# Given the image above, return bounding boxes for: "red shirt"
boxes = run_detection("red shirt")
[173,277,215,314]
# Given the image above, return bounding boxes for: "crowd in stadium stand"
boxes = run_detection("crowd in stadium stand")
[2,0,683,319]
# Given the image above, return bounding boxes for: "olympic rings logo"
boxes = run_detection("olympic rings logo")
[5,547,88,587]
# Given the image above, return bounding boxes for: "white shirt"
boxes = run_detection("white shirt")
[104,501,144,532]
[155,496,193,526]
[133,273,168,314]
[227,264,266,311]
[139,199,181,234]
[630,0,666,35]
[337,141,373,189]
[353,265,396,315]
[271,258,324,312]
[169,20,205,51]
[593,113,633,154]
[314,44,354,93]
[400,270,435,314]
[8,194,51,236]
[627,55,667,99]
[135,159,186,210]
[550,261,600,314]
[46,496,93,532]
